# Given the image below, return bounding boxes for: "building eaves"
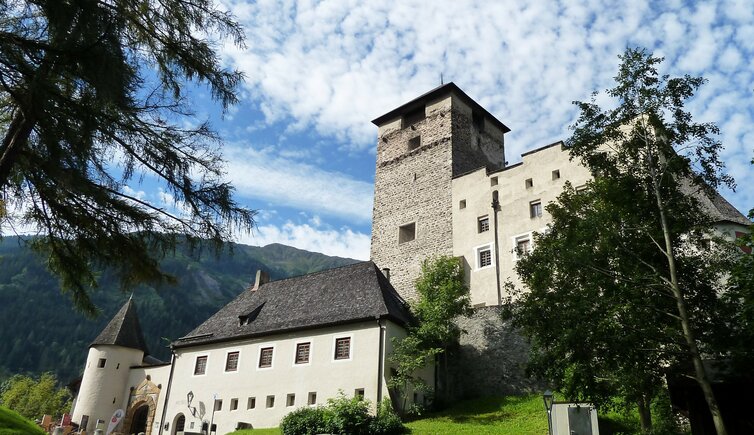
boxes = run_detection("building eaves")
[371,82,511,133]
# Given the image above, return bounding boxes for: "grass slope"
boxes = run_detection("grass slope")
[407,395,547,434]
[0,406,46,435]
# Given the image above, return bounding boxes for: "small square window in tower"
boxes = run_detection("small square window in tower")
[225,351,239,372]
[214,400,223,411]
[398,223,416,244]
[525,178,533,189]
[407,136,421,151]
[552,169,561,180]
[402,106,426,128]
[334,337,351,360]
[530,200,542,218]
[478,216,490,233]
[194,356,207,375]
[97,358,106,368]
[459,200,466,209]
[490,176,498,186]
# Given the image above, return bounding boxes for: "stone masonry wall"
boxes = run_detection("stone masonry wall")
[447,307,543,399]
[370,107,455,301]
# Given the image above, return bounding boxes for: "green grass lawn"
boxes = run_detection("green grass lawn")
[228,394,648,435]
[0,406,46,435]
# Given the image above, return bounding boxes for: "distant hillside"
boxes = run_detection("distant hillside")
[0,237,358,383]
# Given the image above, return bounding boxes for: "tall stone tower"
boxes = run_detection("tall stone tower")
[370,83,510,300]
[71,298,149,433]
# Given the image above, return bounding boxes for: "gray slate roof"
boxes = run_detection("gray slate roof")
[174,261,413,348]
[91,298,149,354]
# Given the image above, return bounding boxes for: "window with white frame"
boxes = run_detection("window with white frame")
[193,356,207,375]
[295,342,311,365]
[478,216,490,233]
[475,244,493,269]
[258,347,273,368]
[529,200,542,218]
[513,234,532,259]
[334,337,351,360]
[225,351,239,372]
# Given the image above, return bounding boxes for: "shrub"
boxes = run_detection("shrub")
[279,406,331,435]
[326,394,372,435]
[368,400,407,435]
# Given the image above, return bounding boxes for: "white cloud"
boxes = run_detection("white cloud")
[236,220,371,260]
[224,144,374,222]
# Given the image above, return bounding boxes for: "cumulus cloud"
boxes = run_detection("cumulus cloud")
[235,219,371,260]
[219,0,754,213]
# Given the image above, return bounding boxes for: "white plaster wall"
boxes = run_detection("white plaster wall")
[162,321,386,432]
[452,143,592,306]
[71,346,144,432]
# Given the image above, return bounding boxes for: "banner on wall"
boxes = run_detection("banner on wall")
[106,409,124,435]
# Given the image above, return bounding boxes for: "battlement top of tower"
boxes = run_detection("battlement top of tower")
[371,82,511,134]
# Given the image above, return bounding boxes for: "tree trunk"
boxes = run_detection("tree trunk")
[637,394,653,434]
[645,144,728,435]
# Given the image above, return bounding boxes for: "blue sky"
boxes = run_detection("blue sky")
[47,0,754,260]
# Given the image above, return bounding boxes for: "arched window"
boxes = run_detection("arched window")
[173,413,185,435]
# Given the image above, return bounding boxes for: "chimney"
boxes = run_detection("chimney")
[382,268,391,282]
[250,270,270,292]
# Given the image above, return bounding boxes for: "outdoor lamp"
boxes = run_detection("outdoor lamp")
[543,390,554,411]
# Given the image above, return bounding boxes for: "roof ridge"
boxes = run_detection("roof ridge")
[255,260,372,287]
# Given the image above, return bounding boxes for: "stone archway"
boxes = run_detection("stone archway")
[120,377,161,435]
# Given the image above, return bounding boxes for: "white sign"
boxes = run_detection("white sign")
[106,409,125,435]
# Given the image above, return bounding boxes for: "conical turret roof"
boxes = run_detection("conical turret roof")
[91,298,149,354]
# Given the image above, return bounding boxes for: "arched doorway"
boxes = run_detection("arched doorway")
[129,404,149,434]
[172,413,186,435]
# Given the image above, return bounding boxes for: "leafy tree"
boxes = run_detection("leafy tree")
[0,373,71,420]
[389,256,471,409]
[510,48,743,434]
[0,0,255,314]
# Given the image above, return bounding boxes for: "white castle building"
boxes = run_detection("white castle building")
[70,83,750,434]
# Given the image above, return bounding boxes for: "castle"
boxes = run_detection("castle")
[69,83,750,434]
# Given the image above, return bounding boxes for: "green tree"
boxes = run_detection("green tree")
[389,256,471,409]
[0,0,255,314]
[0,373,71,420]
[510,48,741,434]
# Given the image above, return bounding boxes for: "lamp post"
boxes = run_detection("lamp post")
[543,390,554,435]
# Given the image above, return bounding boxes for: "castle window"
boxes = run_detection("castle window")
[247,397,256,409]
[295,342,311,364]
[286,394,295,407]
[334,337,351,360]
[475,244,493,269]
[407,136,421,151]
[225,351,239,372]
[514,234,532,259]
[193,356,207,375]
[230,398,238,411]
[214,400,223,411]
[266,395,275,408]
[530,200,542,218]
[459,200,466,209]
[552,169,561,180]
[490,176,498,186]
[97,358,106,368]
[478,216,490,233]
[308,392,317,405]
[575,184,588,193]
[525,178,533,188]
[472,111,485,132]
[398,222,416,244]
[402,106,426,127]
[355,388,365,400]
[259,347,273,368]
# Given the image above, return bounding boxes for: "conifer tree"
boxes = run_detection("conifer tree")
[0,0,255,314]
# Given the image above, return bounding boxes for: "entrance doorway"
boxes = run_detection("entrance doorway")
[129,404,149,434]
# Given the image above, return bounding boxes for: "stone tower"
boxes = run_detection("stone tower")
[370,83,510,300]
[71,298,149,433]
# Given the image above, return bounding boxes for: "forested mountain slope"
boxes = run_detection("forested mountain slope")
[0,237,357,383]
